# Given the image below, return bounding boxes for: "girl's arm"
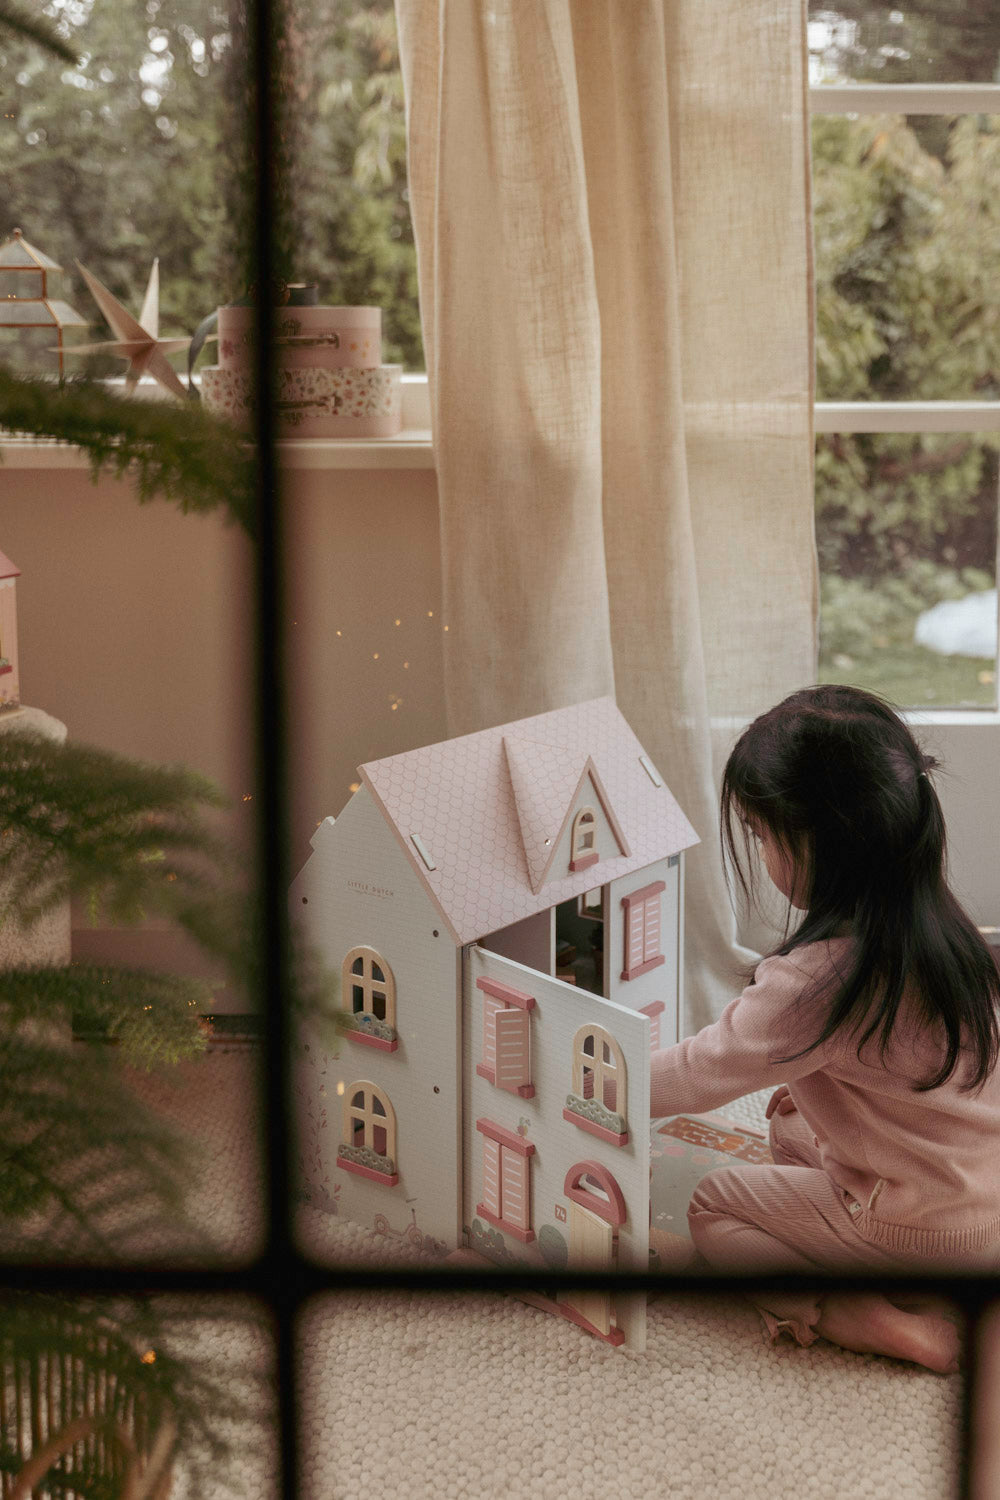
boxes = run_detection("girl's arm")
[650,950,835,1117]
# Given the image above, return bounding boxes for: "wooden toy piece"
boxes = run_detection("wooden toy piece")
[291,696,698,1348]
[0,549,21,713]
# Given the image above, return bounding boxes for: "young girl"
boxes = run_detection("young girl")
[650,684,1000,1373]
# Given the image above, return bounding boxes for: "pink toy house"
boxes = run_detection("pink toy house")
[0,551,21,712]
[292,697,698,1350]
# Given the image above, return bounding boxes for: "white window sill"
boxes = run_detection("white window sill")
[0,373,435,470]
[7,379,1000,466]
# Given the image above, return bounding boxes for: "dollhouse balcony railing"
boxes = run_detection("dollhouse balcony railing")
[342,1013,399,1052]
[562,1094,629,1147]
[337,1144,399,1187]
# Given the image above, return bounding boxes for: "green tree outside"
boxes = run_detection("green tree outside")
[2,2,999,703]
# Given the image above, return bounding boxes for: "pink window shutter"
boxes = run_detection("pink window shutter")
[481,1135,501,1218]
[482,994,504,1070]
[640,1002,664,1049]
[494,1006,531,1093]
[626,903,644,973]
[642,893,661,962]
[500,1148,530,1232]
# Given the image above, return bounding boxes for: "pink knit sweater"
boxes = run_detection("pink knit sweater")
[650,939,1000,1255]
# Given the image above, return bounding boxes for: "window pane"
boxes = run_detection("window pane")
[0,0,242,379]
[808,5,1000,85]
[816,432,998,708]
[292,0,422,370]
[813,114,1000,402]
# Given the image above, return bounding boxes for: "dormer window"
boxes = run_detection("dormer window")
[570,806,599,873]
[342,945,398,1051]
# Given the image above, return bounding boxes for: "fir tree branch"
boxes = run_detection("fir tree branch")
[0,731,235,936]
[0,1032,198,1253]
[0,964,211,1069]
[0,371,256,535]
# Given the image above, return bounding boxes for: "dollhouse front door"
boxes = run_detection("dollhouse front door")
[565,1200,614,1335]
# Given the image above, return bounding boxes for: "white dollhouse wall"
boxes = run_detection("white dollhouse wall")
[291,787,465,1251]
[462,944,651,1351]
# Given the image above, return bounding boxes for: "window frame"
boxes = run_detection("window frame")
[563,1022,629,1146]
[569,805,600,872]
[338,1081,400,1186]
[808,79,1000,712]
[342,944,399,1051]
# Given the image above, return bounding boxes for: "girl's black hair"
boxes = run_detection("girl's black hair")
[721,683,1000,1093]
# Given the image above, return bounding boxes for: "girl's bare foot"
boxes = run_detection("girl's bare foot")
[814,1292,961,1374]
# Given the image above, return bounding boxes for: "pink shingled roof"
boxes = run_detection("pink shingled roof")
[359,697,699,946]
[0,551,20,581]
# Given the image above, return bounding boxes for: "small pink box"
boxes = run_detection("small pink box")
[217,305,381,370]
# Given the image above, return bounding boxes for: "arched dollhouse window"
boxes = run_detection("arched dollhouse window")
[338,1080,399,1186]
[573,1025,626,1114]
[563,1024,629,1146]
[570,806,599,872]
[342,946,398,1050]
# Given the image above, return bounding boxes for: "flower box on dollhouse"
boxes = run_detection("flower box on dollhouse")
[292,697,698,1350]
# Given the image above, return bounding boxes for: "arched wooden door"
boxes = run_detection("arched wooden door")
[562,1162,627,1340]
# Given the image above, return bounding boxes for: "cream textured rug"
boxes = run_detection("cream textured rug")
[127,1049,979,1500]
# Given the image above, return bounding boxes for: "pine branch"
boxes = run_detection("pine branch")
[0,1031,198,1254]
[0,371,256,536]
[1,964,211,1069]
[0,731,234,934]
[0,1,79,63]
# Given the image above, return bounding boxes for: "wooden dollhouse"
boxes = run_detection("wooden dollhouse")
[292,696,698,1350]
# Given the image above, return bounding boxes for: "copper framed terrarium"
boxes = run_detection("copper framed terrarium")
[0,228,88,375]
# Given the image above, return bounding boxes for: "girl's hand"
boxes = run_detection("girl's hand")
[765,1085,796,1119]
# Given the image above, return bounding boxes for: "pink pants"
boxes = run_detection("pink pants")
[687,1105,994,1346]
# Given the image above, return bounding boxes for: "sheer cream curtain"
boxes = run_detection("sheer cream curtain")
[395,0,817,1030]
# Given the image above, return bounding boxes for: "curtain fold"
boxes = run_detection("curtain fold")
[396,0,817,1029]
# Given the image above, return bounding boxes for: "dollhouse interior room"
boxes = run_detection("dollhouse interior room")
[2,1,1000,1497]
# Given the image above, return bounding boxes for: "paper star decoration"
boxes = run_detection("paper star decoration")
[66,259,191,399]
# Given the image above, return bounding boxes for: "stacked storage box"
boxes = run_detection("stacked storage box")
[201,304,402,438]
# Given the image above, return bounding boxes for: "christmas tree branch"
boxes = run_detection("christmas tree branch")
[0,964,212,1068]
[0,731,234,933]
[0,371,256,535]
